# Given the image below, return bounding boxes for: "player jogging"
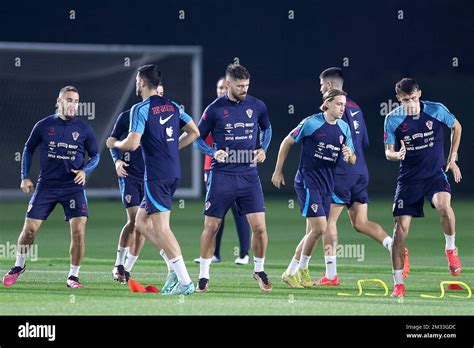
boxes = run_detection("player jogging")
[2,86,100,289]
[384,78,463,298]
[272,89,356,288]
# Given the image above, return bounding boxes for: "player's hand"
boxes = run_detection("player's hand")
[397,140,406,161]
[342,144,353,162]
[271,171,285,189]
[71,169,86,185]
[20,179,34,194]
[445,160,462,183]
[213,150,228,163]
[115,160,129,178]
[106,137,117,149]
[252,149,266,163]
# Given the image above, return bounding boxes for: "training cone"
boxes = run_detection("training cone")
[446,283,464,291]
[128,278,160,293]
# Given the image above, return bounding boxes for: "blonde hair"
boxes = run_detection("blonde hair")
[320,89,347,111]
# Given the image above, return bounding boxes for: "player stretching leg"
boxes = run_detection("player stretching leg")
[2,86,100,289]
[384,78,462,298]
[272,89,356,288]
[107,65,200,295]
[194,64,273,292]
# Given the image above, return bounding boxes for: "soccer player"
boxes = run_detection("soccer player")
[272,89,356,289]
[2,86,100,289]
[109,108,146,284]
[157,83,164,97]
[109,83,171,284]
[281,67,409,288]
[107,65,199,295]
[193,64,273,292]
[384,78,463,298]
[194,76,251,265]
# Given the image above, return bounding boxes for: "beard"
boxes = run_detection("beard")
[231,89,247,102]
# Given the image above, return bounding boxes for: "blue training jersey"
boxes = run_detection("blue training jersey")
[336,97,369,175]
[196,94,272,175]
[290,113,355,195]
[384,100,456,182]
[21,114,100,188]
[129,95,192,181]
[110,109,145,181]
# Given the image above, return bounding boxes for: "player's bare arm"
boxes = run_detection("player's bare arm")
[445,120,462,183]
[385,140,406,161]
[179,120,200,150]
[106,132,142,152]
[271,135,295,189]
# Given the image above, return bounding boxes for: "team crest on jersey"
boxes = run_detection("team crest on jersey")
[205,201,211,210]
[425,120,433,130]
[246,109,253,118]
[166,126,174,137]
[339,135,344,144]
[72,131,80,141]
[223,109,229,118]
[311,203,318,213]
[125,194,132,204]
[353,120,360,130]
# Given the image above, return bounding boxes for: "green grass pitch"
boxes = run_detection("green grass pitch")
[0,198,472,315]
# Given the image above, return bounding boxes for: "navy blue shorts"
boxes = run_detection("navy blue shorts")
[204,172,265,219]
[118,176,144,209]
[140,178,180,215]
[295,185,332,219]
[332,174,369,207]
[392,171,451,218]
[26,186,88,221]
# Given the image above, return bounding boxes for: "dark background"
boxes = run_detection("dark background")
[1,0,473,197]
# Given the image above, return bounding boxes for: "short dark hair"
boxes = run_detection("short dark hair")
[59,85,79,96]
[138,64,162,89]
[395,78,420,95]
[319,67,344,84]
[226,64,250,80]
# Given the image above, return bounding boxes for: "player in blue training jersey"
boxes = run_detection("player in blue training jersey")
[193,76,252,265]
[109,108,146,284]
[2,86,100,289]
[384,78,463,298]
[109,84,176,285]
[277,68,409,289]
[272,89,356,288]
[107,65,200,295]
[193,64,273,292]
